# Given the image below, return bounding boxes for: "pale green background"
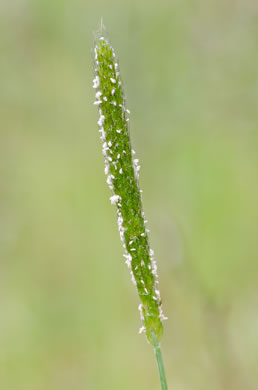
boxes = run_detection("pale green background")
[1,1,258,389]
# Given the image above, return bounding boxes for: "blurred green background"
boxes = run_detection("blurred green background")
[1,0,258,389]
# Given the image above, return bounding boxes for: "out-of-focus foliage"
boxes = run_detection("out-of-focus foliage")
[0,1,258,389]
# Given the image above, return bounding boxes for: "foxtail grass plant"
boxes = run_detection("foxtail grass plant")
[92,23,168,390]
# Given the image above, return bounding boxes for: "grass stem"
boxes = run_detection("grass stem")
[152,332,168,390]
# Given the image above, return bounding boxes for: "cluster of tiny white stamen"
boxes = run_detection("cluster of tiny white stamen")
[93,36,167,336]
[133,158,141,180]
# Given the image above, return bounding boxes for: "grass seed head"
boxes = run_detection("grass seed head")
[93,30,166,344]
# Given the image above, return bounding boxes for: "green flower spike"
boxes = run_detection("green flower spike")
[92,28,167,345]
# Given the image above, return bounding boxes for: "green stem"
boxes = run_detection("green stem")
[152,332,168,390]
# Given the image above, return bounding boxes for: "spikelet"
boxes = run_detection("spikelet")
[93,28,167,344]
